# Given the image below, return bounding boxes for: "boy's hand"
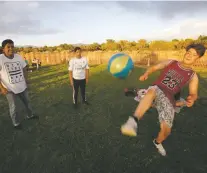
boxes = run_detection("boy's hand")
[86,78,89,84]
[0,87,8,95]
[139,73,148,81]
[175,100,186,107]
[186,95,195,107]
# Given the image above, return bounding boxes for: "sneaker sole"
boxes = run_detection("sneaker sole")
[121,127,137,136]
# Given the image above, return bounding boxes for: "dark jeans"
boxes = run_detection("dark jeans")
[72,78,86,104]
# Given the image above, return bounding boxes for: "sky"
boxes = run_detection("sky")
[1,1,207,47]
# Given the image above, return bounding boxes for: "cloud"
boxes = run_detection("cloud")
[116,1,207,19]
[0,2,60,36]
[148,19,207,40]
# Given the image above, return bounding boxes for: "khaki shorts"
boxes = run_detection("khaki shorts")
[148,85,175,128]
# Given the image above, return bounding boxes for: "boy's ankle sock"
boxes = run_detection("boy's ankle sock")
[131,115,138,123]
[154,139,160,145]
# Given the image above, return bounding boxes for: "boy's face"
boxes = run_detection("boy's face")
[3,43,14,57]
[183,48,200,65]
[75,49,81,58]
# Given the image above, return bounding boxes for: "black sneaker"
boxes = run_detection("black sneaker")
[124,88,137,97]
[83,101,90,105]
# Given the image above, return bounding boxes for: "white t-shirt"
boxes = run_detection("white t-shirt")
[0,54,27,94]
[68,57,89,80]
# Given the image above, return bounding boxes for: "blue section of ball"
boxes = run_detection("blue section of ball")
[108,53,134,79]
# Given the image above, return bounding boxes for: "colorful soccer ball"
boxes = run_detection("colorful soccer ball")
[107,53,134,79]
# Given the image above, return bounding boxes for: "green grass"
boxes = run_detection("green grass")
[0,64,207,173]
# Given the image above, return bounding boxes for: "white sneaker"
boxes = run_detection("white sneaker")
[121,116,138,136]
[14,122,20,127]
[153,139,166,156]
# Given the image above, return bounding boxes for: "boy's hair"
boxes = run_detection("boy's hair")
[74,47,81,52]
[2,39,14,48]
[186,43,206,57]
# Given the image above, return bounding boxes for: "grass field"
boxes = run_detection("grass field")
[0,64,207,173]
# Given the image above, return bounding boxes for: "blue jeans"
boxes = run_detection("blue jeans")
[6,89,33,126]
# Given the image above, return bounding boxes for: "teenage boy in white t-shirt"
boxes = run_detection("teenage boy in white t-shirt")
[0,39,38,129]
[68,47,89,108]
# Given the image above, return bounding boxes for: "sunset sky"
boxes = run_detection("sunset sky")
[1,1,207,46]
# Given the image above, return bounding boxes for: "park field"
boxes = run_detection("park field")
[0,64,207,173]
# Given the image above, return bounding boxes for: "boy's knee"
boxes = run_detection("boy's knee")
[147,88,156,98]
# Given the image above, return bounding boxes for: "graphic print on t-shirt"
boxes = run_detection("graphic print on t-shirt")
[4,61,24,84]
[161,69,184,90]
[74,61,86,71]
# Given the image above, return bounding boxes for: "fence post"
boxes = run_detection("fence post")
[147,58,150,66]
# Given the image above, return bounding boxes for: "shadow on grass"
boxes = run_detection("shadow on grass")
[30,71,68,84]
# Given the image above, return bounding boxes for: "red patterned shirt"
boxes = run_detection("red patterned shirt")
[153,60,195,106]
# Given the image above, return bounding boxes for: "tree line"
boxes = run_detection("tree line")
[1,35,207,53]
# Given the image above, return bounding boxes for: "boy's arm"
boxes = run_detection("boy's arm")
[69,71,73,86]
[85,69,89,83]
[85,58,89,83]
[186,73,199,107]
[68,59,74,86]
[0,82,3,89]
[175,100,186,107]
[140,59,173,81]
[19,55,28,84]
[0,82,8,95]
[23,67,29,84]
[145,59,173,76]
[0,65,8,94]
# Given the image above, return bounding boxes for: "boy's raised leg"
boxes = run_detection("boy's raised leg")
[121,88,156,136]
